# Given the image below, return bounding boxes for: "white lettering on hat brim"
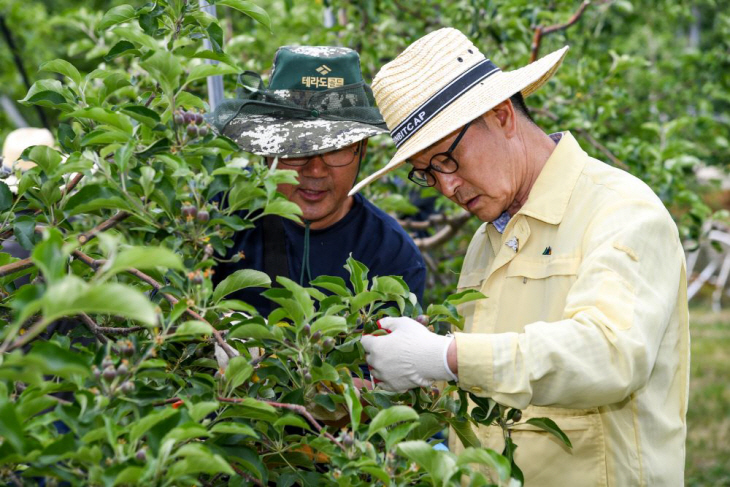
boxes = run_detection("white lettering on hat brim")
[391,59,500,148]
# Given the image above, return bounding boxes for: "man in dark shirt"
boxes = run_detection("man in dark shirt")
[211,46,426,313]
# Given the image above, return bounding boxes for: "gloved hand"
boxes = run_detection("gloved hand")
[360,317,458,393]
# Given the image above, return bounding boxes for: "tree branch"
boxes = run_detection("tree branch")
[530,0,592,62]
[408,211,471,251]
[218,396,346,450]
[71,249,237,359]
[79,313,109,344]
[77,211,130,244]
[0,256,34,277]
[231,465,265,487]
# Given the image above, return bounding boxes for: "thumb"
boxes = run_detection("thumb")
[360,334,381,354]
[378,316,426,333]
[377,316,416,333]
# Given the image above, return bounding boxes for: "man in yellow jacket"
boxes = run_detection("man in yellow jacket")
[352,28,688,486]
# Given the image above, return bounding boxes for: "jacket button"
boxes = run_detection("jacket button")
[470,386,483,393]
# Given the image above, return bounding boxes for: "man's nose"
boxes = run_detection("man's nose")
[299,155,329,177]
[435,171,462,198]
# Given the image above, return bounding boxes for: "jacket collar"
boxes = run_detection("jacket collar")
[517,131,586,225]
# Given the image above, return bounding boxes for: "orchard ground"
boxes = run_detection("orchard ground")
[686,307,730,486]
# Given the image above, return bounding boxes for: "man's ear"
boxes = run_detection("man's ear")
[360,138,369,158]
[492,99,517,137]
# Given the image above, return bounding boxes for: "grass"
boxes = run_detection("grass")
[686,309,730,486]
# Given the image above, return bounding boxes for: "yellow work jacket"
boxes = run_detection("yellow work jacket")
[450,132,689,486]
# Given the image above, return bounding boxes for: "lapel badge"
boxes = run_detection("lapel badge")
[542,246,552,255]
[505,237,519,253]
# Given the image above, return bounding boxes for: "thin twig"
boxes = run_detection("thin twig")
[0,257,33,277]
[5,317,48,352]
[397,210,471,231]
[78,211,130,244]
[152,397,183,407]
[218,396,346,450]
[61,172,84,198]
[72,249,237,359]
[530,0,591,62]
[411,211,471,250]
[144,92,156,107]
[79,313,109,344]
[231,465,265,487]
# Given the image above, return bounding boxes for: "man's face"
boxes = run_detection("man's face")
[408,101,521,222]
[270,141,365,230]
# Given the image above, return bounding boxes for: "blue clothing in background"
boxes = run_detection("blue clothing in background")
[214,193,426,314]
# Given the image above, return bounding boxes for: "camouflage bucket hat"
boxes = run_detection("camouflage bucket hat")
[210,46,388,158]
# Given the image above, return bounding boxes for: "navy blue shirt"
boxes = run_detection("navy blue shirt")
[215,193,426,314]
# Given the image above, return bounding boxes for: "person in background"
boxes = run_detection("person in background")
[210,45,426,313]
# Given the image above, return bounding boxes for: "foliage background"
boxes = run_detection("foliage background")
[1,0,729,485]
[3,0,729,303]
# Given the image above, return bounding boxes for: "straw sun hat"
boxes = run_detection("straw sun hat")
[349,28,568,195]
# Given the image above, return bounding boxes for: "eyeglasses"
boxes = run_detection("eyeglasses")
[278,141,363,168]
[407,121,472,187]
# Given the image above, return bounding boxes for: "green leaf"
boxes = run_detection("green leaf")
[186,63,239,85]
[343,383,362,432]
[0,181,14,212]
[103,246,184,278]
[31,227,68,283]
[0,400,27,453]
[310,275,351,297]
[39,59,82,86]
[190,401,220,422]
[212,269,270,303]
[311,315,347,336]
[18,79,74,110]
[209,422,258,438]
[525,417,573,448]
[350,291,381,310]
[397,441,458,485]
[367,405,419,439]
[121,105,160,127]
[26,145,63,174]
[276,276,315,321]
[168,453,234,478]
[225,356,253,391]
[113,466,145,486]
[81,129,132,147]
[445,417,481,449]
[104,40,140,62]
[456,447,511,481]
[141,50,182,96]
[13,215,38,251]
[175,320,213,336]
[68,107,133,134]
[273,414,311,431]
[27,341,91,379]
[99,5,138,30]
[372,275,407,296]
[228,324,282,342]
[225,398,278,422]
[345,255,369,294]
[445,289,487,306]
[216,0,272,31]
[262,198,302,221]
[40,276,157,326]
[113,26,159,50]
[206,22,224,53]
[130,407,178,444]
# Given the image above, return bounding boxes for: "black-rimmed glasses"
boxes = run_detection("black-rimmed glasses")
[278,141,363,168]
[407,121,472,187]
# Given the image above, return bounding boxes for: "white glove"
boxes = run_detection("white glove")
[360,317,458,393]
